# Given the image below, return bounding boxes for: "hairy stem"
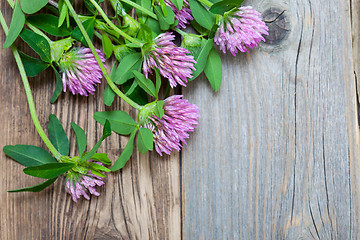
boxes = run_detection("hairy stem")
[0,10,61,159]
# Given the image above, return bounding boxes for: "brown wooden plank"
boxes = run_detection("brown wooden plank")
[183,0,360,239]
[0,1,180,239]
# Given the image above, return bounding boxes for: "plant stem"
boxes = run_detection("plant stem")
[94,30,103,40]
[173,27,187,36]
[63,0,143,111]
[0,10,61,160]
[12,47,61,159]
[197,0,213,8]
[27,22,52,42]
[119,0,158,20]
[89,0,143,46]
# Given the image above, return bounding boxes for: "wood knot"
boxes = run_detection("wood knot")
[262,8,290,45]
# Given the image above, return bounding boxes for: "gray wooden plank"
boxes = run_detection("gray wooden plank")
[182,0,360,239]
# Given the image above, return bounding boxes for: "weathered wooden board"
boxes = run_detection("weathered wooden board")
[183,0,360,239]
[0,1,180,239]
[2,0,360,239]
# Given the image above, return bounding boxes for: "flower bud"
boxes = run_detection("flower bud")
[181,33,202,49]
[180,33,202,60]
[123,14,140,37]
[113,44,135,62]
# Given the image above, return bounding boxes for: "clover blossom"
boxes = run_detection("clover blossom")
[214,6,269,56]
[58,47,105,96]
[164,0,193,28]
[143,32,196,88]
[144,95,199,156]
[65,162,105,202]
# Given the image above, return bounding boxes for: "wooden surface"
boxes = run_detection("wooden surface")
[1,0,360,239]
[183,0,360,239]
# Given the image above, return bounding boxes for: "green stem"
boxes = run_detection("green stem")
[89,0,143,46]
[197,0,213,7]
[120,0,158,20]
[94,30,103,40]
[173,27,187,36]
[63,0,142,111]
[27,22,52,42]
[0,10,61,160]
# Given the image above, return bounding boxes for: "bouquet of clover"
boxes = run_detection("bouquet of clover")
[0,0,268,202]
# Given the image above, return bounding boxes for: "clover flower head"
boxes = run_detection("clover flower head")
[65,162,105,202]
[144,95,199,156]
[214,6,269,56]
[164,0,193,28]
[143,32,196,88]
[58,47,105,96]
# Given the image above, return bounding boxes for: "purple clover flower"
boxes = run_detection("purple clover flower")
[65,164,105,202]
[58,48,105,96]
[143,32,196,88]
[144,95,200,156]
[214,6,269,56]
[164,0,193,28]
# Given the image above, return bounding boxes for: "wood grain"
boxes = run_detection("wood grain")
[182,0,360,239]
[0,1,180,239]
[2,0,360,239]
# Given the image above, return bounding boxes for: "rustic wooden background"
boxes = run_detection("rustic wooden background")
[1,0,360,239]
